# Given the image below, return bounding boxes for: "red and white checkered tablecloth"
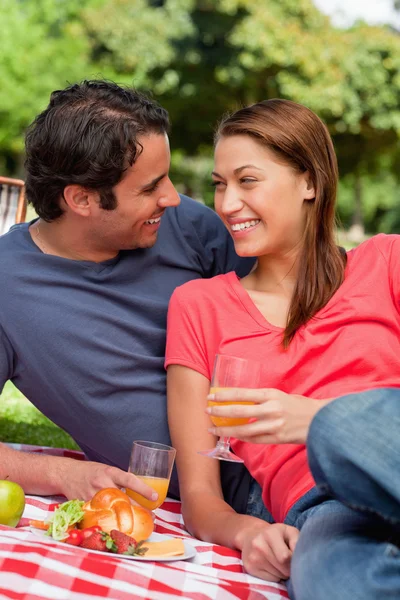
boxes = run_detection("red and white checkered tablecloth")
[0,445,289,600]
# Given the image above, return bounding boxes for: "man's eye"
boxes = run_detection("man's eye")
[143,183,160,195]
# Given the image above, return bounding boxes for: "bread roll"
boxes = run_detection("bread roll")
[81,488,154,541]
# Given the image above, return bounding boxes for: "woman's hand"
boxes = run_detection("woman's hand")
[206,388,330,445]
[239,522,299,581]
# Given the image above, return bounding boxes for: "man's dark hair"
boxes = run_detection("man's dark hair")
[25,80,170,221]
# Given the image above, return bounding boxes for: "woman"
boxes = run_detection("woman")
[165,99,400,599]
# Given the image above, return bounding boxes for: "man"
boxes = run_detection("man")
[0,80,253,503]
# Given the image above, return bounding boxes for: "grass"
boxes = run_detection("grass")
[0,381,79,449]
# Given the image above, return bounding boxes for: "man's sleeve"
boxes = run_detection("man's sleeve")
[178,196,255,278]
[209,215,256,277]
[0,324,14,393]
[195,202,255,278]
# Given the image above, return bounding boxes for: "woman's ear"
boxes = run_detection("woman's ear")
[303,171,315,201]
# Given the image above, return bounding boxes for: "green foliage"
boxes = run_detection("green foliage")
[1,0,400,229]
[170,150,214,206]
[337,172,400,233]
[82,0,195,86]
[0,0,92,164]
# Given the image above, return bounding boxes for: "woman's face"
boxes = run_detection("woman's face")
[212,135,315,258]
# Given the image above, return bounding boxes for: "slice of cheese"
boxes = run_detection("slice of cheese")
[141,537,185,558]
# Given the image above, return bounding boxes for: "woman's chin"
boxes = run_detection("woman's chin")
[234,244,259,258]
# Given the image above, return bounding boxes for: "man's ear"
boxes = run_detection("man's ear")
[303,171,315,201]
[63,184,97,216]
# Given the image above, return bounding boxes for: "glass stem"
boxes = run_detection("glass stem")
[216,436,231,452]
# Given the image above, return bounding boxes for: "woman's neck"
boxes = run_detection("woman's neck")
[243,249,301,295]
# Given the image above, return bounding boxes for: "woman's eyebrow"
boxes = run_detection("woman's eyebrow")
[211,165,263,178]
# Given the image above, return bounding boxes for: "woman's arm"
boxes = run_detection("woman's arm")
[167,365,298,580]
[167,365,259,546]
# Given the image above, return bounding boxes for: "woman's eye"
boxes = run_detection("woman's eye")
[240,178,257,184]
[211,181,225,188]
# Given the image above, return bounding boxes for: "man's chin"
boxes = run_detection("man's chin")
[125,234,159,251]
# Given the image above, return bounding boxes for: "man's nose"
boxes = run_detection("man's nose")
[158,179,181,208]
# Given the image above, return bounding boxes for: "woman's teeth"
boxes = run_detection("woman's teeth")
[145,217,161,225]
[231,219,260,232]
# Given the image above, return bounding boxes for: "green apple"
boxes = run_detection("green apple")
[0,479,25,527]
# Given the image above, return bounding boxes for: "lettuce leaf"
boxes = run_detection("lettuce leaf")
[46,499,85,541]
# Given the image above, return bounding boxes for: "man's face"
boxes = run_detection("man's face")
[94,133,180,251]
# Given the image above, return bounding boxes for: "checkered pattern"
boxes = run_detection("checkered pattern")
[0,445,289,599]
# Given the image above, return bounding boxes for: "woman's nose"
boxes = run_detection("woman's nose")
[220,186,244,215]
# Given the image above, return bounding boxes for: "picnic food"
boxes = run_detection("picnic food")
[0,479,25,527]
[110,529,138,554]
[80,530,112,552]
[80,488,154,541]
[29,488,187,557]
[30,493,187,558]
[46,499,85,540]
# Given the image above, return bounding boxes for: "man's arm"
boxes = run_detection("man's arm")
[0,325,158,502]
[167,365,298,580]
[0,442,159,502]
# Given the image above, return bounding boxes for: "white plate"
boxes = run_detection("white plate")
[29,529,197,562]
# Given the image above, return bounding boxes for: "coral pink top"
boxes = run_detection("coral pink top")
[165,234,400,521]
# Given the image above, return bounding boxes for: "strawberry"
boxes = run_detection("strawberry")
[109,530,137,554]
[110,530,148,556]
[80,530,116,553]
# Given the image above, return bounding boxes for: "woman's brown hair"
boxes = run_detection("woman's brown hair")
[215,99,346,348]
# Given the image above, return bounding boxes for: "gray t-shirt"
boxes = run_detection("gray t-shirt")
[0,196,253,498]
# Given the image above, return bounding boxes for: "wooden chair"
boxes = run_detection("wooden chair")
[0,176,27,236]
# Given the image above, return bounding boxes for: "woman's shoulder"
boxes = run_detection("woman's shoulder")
[171,272,236,303]
[349,233,400,261]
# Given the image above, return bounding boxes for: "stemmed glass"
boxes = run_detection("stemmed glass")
[125,441,176,510]
[198,354,260,462]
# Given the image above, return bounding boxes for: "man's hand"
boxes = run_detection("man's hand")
[207,388,330,445]
[58,460,159,503]
[241,523,299,581]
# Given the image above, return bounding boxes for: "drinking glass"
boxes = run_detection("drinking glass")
[126,441,176,510]
[199,354,260,462]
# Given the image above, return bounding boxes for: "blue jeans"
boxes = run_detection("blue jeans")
[247,388,400,600]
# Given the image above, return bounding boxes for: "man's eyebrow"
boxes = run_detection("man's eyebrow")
[211,165,263,178]
[139,173,167,191]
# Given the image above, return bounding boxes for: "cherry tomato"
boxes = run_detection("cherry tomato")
[80,526,102,540]
[65,529,84,546]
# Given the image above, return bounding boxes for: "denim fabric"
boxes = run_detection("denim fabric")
[287,388,400,600]
[246,478,275,524]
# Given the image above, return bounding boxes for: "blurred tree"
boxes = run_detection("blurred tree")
[1,0,399,233]
[0,0,94,173]
[81,0,195,87]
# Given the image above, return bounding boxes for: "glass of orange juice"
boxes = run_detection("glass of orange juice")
[199,354,260,462]
[126,441,176,510]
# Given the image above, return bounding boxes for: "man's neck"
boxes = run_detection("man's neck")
[30,219,118,263]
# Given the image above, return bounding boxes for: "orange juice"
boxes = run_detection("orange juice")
[126,476,169,510]
[208,387,255,427]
